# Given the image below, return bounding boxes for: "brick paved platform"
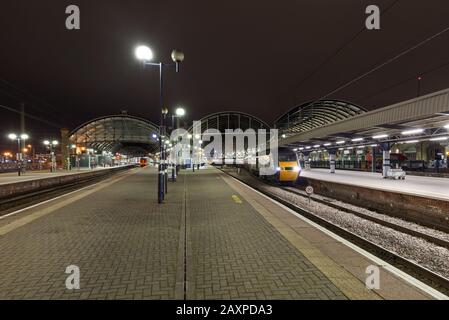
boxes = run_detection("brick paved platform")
[0,167,438,299]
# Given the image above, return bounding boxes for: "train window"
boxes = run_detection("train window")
[278,153,297,162]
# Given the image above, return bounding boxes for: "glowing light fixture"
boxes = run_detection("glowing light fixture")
[175,107,185,117]
[373,134,388,139]
[429,137,448,141]
[135,45,154,61]
[402,129,424,135]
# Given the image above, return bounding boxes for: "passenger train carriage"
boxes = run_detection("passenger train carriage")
[248,147,301,184]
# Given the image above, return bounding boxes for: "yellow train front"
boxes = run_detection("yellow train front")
[249,147,301,184]
[275,147,301,184]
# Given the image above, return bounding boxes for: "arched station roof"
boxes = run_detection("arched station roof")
[187,111,271,133]
[275,100,366,135]
[69,115,160,156]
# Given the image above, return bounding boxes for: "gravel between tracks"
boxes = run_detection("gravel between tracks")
[225,169,449,280]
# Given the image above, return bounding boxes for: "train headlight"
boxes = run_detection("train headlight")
[293,166,301,172]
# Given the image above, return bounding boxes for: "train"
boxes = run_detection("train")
[247,147,301,184]
[139,157,148,167]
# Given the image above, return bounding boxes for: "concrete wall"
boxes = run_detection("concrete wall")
[302,177,449,232]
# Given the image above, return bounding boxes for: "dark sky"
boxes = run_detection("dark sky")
[1,0,449,151]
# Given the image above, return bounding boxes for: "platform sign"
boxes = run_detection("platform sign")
[305,186,314,204]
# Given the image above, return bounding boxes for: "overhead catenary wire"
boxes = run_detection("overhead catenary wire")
[0,103,65,129]
[355,60,449,103]
[312,25,449,103]
[283,24,449,123]
[0,78,70,126]
[285,0,402,105]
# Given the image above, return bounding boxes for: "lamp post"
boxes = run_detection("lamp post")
[8,133,29,176]
[171,107,185,181]
[135,45,185,204]
[44,140,59,172]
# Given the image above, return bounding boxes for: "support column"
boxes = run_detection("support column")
[61,128,70,170]
[328,149,337,173]
[303,152,311,170]
[380,143,391,178]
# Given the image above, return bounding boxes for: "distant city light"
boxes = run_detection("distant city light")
[402,128,424,135]
[8,133,17,140]
[20,134,29,140]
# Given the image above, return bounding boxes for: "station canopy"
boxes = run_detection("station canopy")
[274,99,367,136]
[69,115,160,156]
[280,88,449,151]
[188,111,271,133]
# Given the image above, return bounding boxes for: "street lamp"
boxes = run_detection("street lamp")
[44,139,58,172]
[175,107,186,117]
[135,45,154,61]
[135,44,184,204]
[8,132,29,176]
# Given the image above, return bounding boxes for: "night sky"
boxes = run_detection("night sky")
[1,0,449,152]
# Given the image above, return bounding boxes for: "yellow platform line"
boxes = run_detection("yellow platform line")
[232,195,243,204]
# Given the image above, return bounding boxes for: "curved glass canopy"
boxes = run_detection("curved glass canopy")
[275,100,367,135]
[69,115,160,156]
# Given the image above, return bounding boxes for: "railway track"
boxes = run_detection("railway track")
[220,168,449,296]
[282,185,449,251]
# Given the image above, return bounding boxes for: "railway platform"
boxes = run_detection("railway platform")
[0,167,443,300]
[301,169,449,200]
[0,166,125,186]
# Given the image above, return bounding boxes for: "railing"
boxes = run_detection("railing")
[0,162,53,173]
